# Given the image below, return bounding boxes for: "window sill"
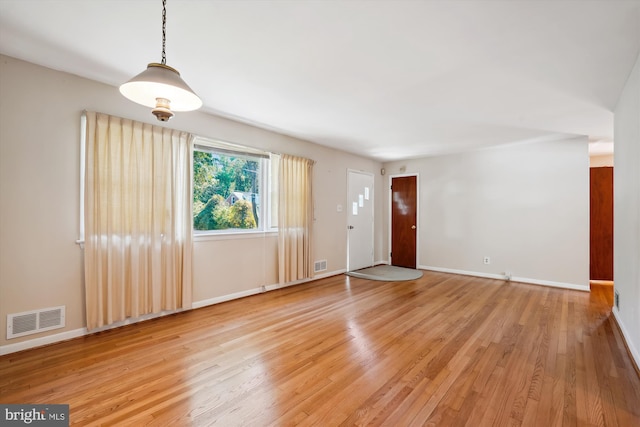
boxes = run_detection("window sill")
[194,230,278,242]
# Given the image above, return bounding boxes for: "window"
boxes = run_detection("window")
[193,138,276,233]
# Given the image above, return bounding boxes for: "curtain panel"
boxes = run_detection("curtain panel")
[278,154,314,283]
[83,112,193,330]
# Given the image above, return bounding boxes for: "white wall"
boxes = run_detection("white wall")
[613,51,640,368]
[0,55,383,351]
[383,137,590,289]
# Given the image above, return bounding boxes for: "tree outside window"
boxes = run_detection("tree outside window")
[193,149,261,231]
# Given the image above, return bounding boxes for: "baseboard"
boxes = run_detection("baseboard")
[192,288,264,309]
[193,269,346,309]
[420,265,590,291]
[1,308,186,356]
[314,268,347,280]
[5,267,588,355]
[612,308,640,376]
[0,328,87,356]
[1,269,347,356]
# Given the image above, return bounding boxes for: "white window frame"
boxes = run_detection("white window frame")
[193,137,277,237]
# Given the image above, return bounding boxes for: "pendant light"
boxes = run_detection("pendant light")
[119,0,202,121]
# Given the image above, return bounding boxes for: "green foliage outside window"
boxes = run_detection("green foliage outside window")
[193,149,260,231]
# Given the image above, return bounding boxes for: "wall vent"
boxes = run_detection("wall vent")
[614,290,620,310]
[7,306,65,339]
[314,260,327,273]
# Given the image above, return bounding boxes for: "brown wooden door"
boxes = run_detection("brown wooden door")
[391,175,417,268]
[590,167,613,280]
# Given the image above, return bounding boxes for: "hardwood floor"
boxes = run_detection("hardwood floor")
[1,272,639,426]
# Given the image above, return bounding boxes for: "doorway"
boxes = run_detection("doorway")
[347,170,374,271]
[590,166,614,281]
[390,175,417,269]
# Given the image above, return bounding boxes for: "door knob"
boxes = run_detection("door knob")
[411,225,416,229]
[348,225,354,229]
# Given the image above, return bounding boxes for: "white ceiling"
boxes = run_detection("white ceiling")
[1,0,638,161]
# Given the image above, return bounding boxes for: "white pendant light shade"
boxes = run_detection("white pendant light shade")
[119,1,202,121]
[119,63,202,111]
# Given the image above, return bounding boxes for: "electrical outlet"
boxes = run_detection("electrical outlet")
[483,256,490,265]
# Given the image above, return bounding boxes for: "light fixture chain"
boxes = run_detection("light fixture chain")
[161,0,167,65]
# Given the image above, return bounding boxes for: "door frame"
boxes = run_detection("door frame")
[347,169,375,271]
[388,173,419,266]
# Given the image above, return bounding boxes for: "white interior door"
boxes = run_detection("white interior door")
[347,170,374,271]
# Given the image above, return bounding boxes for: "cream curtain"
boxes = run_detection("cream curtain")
[83,112,193,330]
[278,154,314,283]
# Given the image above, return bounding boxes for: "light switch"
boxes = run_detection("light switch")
[337,204,343,212]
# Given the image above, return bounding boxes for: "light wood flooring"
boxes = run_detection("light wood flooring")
[1,272,639,426]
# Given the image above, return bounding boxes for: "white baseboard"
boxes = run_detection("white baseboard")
[1,270,346,356]
[0,328,87,356]
[6,267,590,355]
[192,288,264,309]
[179,269,346,310]
[1,308,186,356]
[315,268,347,279]
[420,265,590,292]
[612,308,640,373]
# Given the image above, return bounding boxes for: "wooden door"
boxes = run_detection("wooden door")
[590,167,613,280]
[391,175,417,268]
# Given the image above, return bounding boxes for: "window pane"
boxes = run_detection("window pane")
[193,148,261,232]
